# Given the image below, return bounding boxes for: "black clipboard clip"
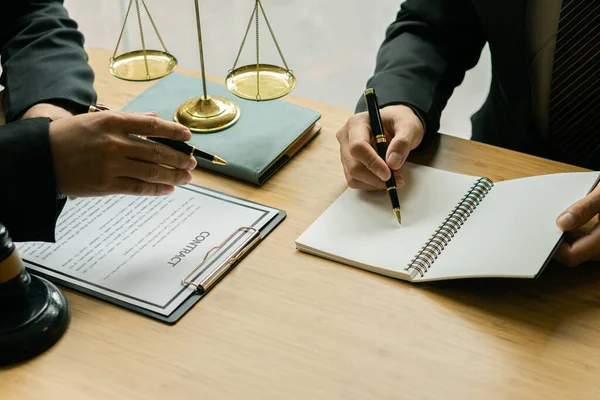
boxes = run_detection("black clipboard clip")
[181,226,261,293]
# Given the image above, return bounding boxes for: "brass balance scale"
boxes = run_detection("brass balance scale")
[109,0,296,133]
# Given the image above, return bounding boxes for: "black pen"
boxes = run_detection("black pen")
[363,88,402,224]
[88,104,227,166]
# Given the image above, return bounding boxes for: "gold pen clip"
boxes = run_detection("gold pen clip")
[88,104,110,113]
[181,226,261,293]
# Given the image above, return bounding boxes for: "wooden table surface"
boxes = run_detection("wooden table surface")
[2,48,600,400]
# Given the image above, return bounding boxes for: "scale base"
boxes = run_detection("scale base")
[226,64,296,101]
[174,95,240,133]
[109,49,177,81]
[0,272,70,366]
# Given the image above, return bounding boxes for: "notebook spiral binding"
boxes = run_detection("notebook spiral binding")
[405,177,494,277]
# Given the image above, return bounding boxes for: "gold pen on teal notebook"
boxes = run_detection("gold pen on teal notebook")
[363,89,402,224]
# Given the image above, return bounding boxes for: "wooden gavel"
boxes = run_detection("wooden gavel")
[0,224,70,366]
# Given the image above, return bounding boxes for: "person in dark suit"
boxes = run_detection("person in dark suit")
[0,0,197,243]
[336,0,599,266]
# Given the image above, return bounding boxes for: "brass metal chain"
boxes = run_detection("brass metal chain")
[230,0,291,86]
[231,5,256,72]
[140,0,170,53]
[257,0,290,71]
[112,0,134,59]
[134,0,150,79]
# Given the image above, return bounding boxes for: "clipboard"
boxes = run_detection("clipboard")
[23,185,286,325]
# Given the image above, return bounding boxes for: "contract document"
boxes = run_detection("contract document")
[16,185,285,323]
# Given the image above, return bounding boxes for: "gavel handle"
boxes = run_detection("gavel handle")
[0,247,28,302]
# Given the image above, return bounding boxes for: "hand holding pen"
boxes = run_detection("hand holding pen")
[47,107,199,198]
[89,105,227,166]
[335,99,425,193]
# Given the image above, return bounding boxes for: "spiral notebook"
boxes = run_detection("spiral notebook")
[295,162,600,282]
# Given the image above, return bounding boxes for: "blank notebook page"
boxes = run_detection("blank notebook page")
[422,171,600,281]
[295,162,479,280]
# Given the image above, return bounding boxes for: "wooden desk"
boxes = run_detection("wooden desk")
[3,48,599,400]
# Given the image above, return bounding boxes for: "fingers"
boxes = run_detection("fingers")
[338,121,386,190]
[125,137,197,170]
[343,161,386,190]
[343,159,405,191]
[121,110,158,117]
[346,118,390,181]
[139,111,158,117]
[554,188,600,267]
[554,223,600,267]
[385,113,424,170]
[557,189,600,231]
[117,159,193,186]
[110,178,176,196]
[100,111,192,141]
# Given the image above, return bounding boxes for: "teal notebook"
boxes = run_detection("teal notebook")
[121,72,322,185]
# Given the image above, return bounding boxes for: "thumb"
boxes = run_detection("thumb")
[385,121,423,170]
[557,192,600,231]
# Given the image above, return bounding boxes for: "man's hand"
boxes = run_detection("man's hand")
[336,104,425,190]
[49,110,197,197]
[555,185,600,267]
[20,103,74,121]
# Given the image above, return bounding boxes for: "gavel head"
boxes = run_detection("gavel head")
[0,223,70,366]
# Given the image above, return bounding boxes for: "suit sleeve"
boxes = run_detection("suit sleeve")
[0,118,66,242]
[0,0,96,242]
[0,0,97,121]
[355,0,487,142]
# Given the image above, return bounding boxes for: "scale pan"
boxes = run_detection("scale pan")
[109,50,177,81]
[226,64,296,101]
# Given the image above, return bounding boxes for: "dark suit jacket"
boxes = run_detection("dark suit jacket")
[356,0,598,170]
[0,0,96,242]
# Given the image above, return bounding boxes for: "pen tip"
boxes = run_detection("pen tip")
[394,208,402,225]
[213,156,228,166]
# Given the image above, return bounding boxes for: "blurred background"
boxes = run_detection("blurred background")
[63,0,491,139]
